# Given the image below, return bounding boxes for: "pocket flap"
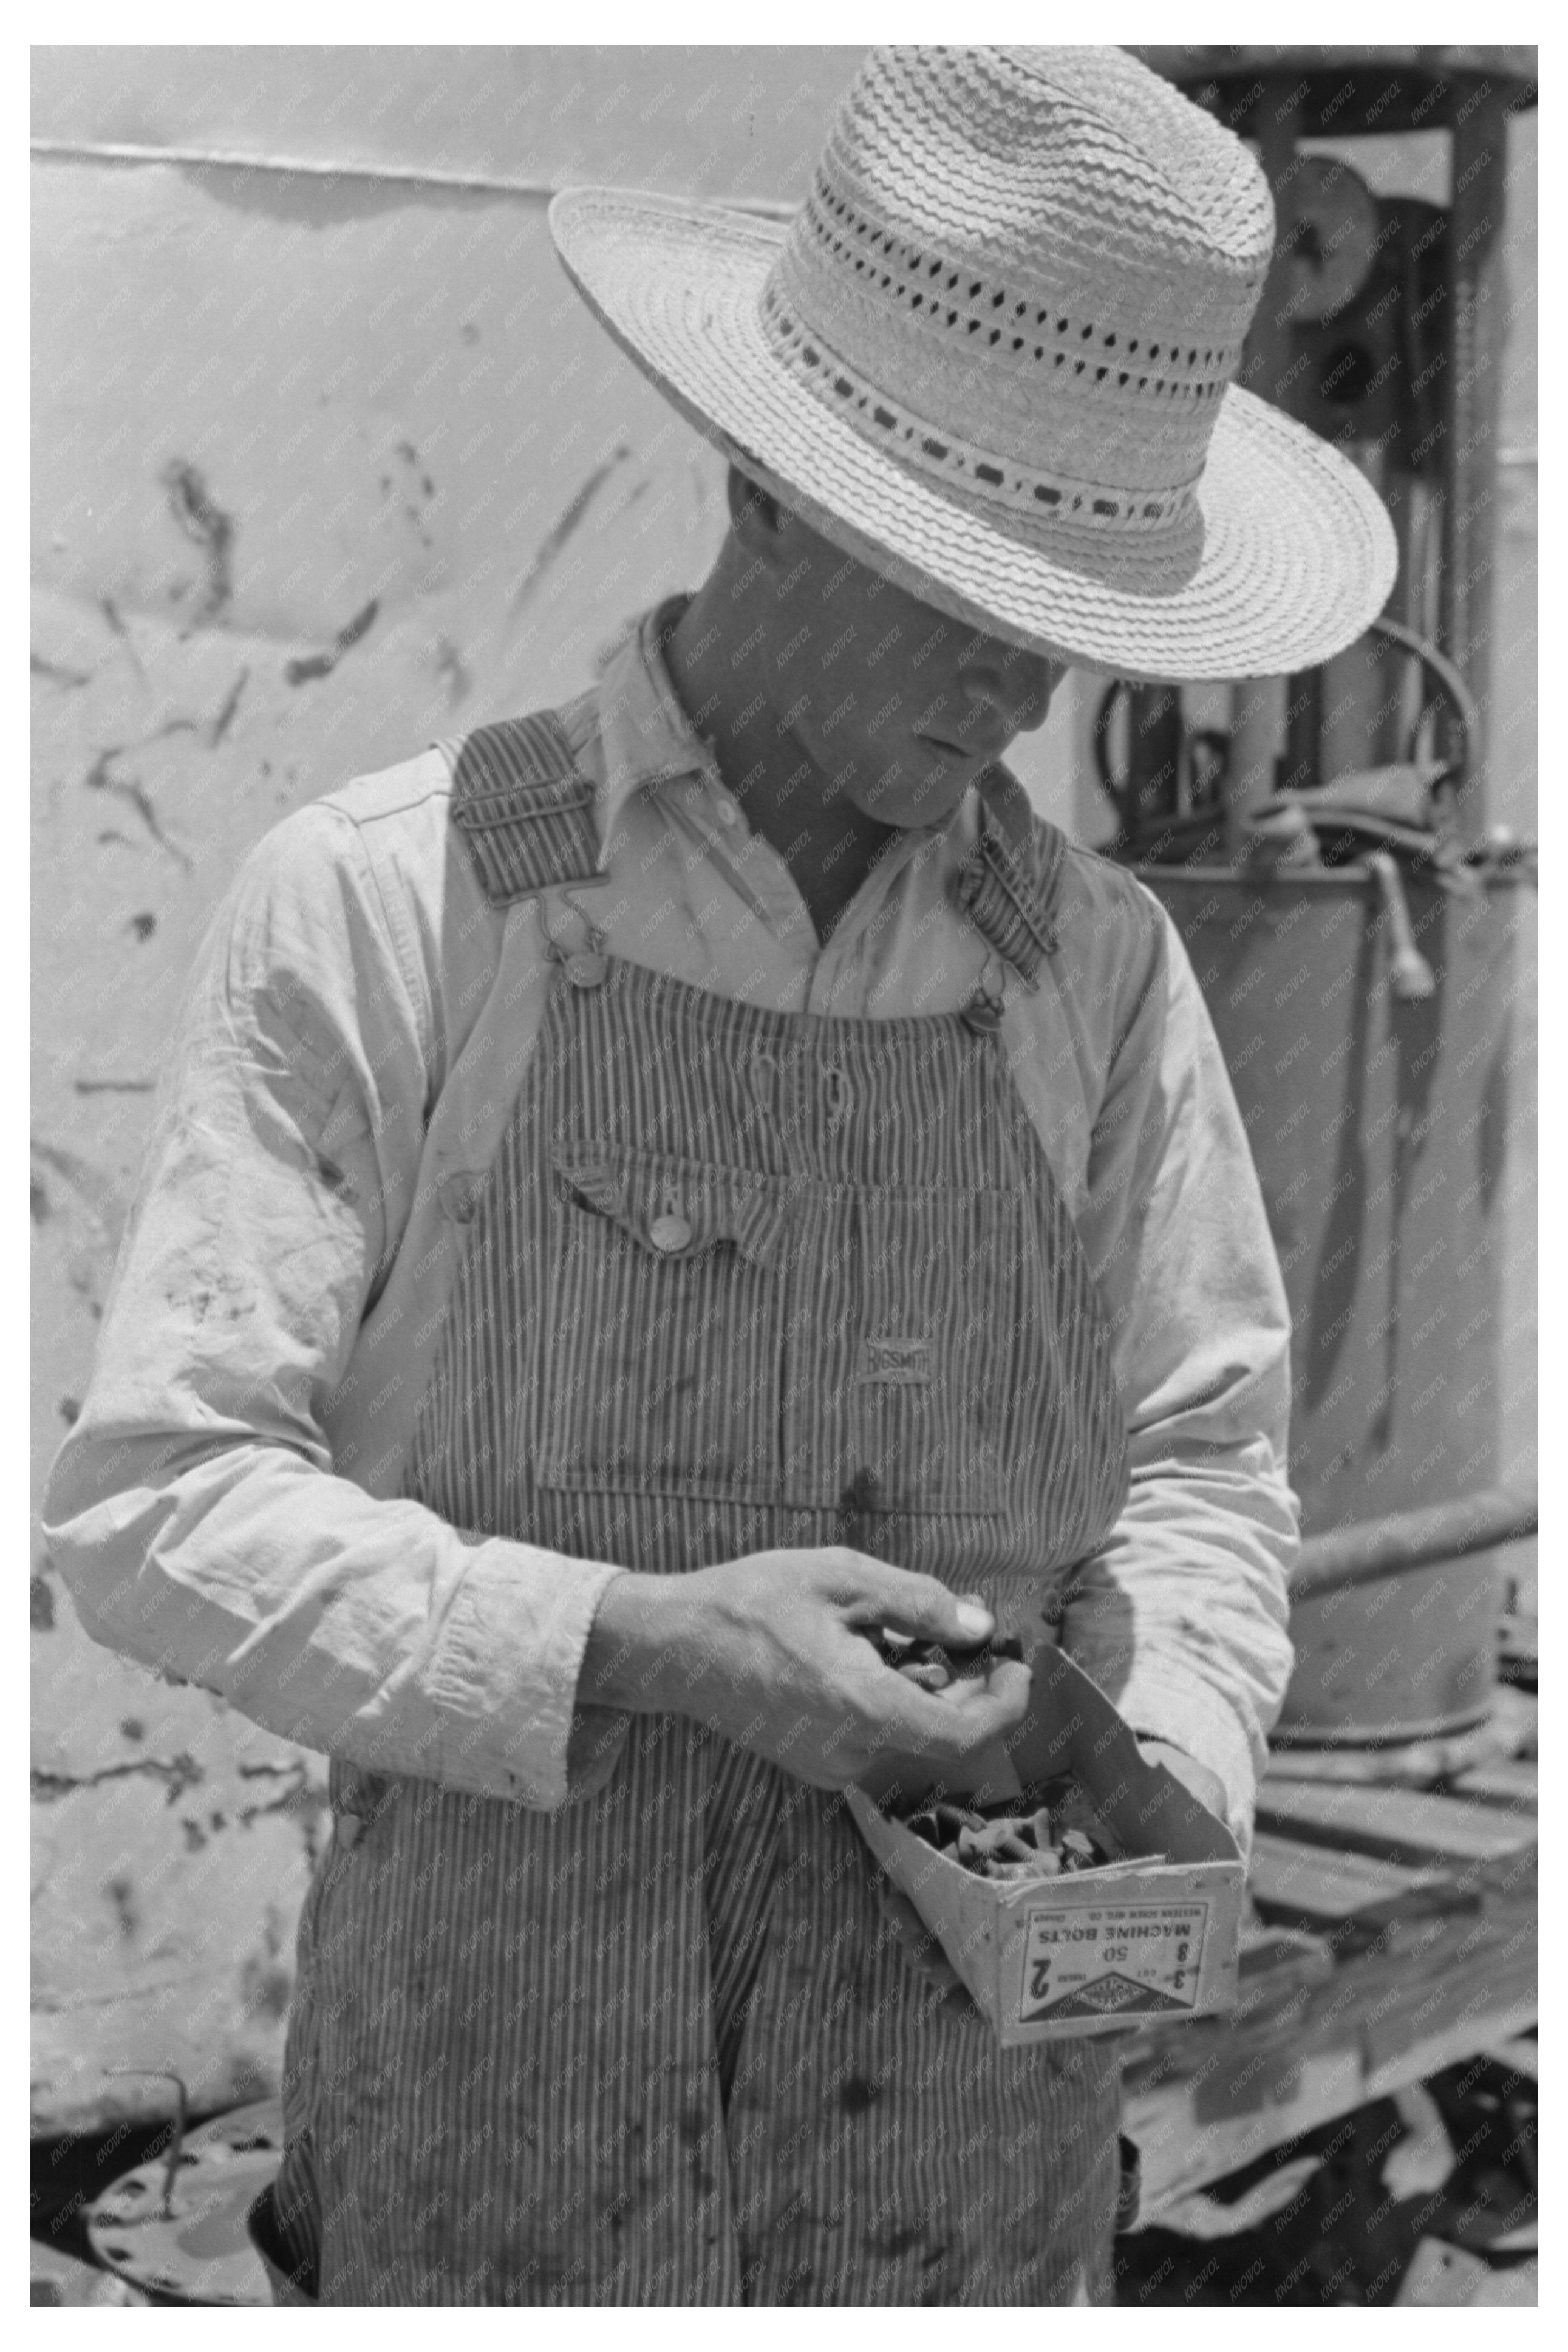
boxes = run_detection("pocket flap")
[553,1151,791,1267]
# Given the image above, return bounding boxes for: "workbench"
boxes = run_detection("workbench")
[1122,1685,1538,2226]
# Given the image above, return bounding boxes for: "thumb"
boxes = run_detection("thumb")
[839,1557,994,1648]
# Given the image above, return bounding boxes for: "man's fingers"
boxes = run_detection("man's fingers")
[868,1656,1032,1760]
[837,1554,995,1648]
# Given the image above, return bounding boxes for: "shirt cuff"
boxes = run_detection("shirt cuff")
[419,1541,629,1809]
[1111,1673,1260,1855]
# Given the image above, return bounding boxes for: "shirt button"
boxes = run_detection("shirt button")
[564,952,608,989]
[649,1210,694,1253]
[714,796,739,828]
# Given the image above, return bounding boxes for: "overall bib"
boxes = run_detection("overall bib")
[271,716,1133,2305]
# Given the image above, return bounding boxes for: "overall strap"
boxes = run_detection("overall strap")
[443,709,603,906]
[950,763,1069,986]
[445,716,1066,972]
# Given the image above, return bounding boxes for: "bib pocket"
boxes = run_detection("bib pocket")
[539,1148,794,1504]
[789,1184,1022,1516]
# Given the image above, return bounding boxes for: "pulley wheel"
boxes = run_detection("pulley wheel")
[1278,154,1380,322]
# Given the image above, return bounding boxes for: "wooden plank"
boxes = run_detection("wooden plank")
[1123,1838,1537,2220]
[1236,1924,1335,1983]
[1139,1842,1536,2089]
[1448,1759,1538,1809]
[1124,1898,1534,2115]
[1480,2036,1539,2081]
[1247,1830,1455,1925]
[1363,1991,1539,2102]
[1128,1991,1538,2221]
[1358,1928,1538,2080]
[1255,1779,1537,1865]
[1125,1672,1539,2222]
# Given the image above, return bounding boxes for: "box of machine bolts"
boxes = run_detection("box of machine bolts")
[847,1644,1246,2045]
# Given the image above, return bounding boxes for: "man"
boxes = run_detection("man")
[46,46,1394,2305]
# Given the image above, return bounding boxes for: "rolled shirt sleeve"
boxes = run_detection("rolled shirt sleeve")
[1060,886,1300,1849]
[41,803,624,1811]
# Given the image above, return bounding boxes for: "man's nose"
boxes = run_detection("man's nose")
[962,647,1062,738]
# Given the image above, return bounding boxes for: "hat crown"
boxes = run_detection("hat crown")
[761,46,1276,542]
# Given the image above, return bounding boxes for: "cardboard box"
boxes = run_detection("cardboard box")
[847,1646,1246,2045]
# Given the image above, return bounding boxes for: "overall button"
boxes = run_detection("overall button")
[564,951,608,989]
[649,1207,694,1253]
[961,990,1004,1034]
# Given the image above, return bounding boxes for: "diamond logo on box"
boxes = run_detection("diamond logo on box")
[1018,1901,1211,2024]
[1032,1972,1193,2020]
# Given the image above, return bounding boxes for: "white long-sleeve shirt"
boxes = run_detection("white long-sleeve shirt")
[43,599,1298,1847]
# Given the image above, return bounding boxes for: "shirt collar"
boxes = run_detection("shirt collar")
[593,593,712,843]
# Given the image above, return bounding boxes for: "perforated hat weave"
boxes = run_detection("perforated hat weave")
[550,46,1397,681]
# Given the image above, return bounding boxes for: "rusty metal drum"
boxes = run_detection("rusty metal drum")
[1140,864,1530,1742]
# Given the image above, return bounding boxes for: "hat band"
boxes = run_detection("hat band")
[759,284,1201,537]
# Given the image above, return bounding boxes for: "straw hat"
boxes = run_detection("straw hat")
[550,46,1397,683]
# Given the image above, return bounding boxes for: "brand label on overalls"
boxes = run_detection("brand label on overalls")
[1017,1901,1210,2022]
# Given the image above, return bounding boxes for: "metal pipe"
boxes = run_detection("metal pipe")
[28,137,800,219]
[1367,850,1436,1001]
[1289,1486,1538,1598]
[1439,84,1512,834]
[1224,673,1283,861]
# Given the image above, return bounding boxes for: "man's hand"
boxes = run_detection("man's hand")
[581,1549,1032,1791]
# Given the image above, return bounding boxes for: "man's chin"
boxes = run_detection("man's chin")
[861,746,978,829]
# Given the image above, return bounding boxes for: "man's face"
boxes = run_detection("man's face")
[762,510,1063,831]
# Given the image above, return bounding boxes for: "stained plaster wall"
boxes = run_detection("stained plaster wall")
[30,49,1536,2139]
[29,44,1086,2136]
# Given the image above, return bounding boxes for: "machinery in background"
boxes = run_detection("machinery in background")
[1123,50,1538,1743]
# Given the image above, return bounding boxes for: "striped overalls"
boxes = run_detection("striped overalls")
[271,713,1133,2304]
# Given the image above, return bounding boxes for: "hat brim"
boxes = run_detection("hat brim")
[550,187,1398,686]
